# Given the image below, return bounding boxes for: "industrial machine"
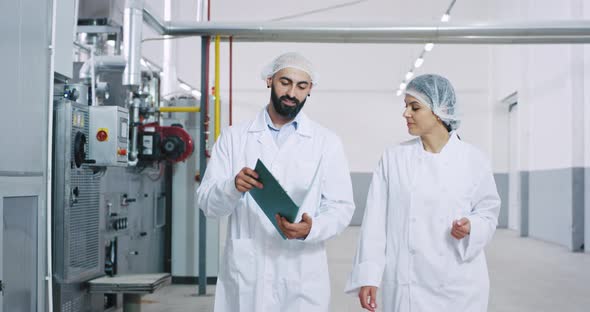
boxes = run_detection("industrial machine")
[89,106,129,167]
[138,123,194,163]
[52,93,102,311]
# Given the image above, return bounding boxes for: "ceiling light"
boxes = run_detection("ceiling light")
[405,71,414,80]
[414,58,424,68]
[441,13,450,22]
[424,43,434,52]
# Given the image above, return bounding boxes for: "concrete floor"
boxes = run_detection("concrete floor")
[135,228,590,312]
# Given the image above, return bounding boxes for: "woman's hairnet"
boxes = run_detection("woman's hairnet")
[405,74,460,130]
[261,52,318,85]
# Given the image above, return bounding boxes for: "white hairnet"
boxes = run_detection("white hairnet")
[260,52,318,85]
[405,74,460,130]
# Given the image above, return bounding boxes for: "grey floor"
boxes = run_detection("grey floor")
[135,228,590,312]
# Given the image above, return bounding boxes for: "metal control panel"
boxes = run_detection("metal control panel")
[89,106,129,166]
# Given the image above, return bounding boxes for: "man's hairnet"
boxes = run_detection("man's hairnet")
[405,74,460,130]
[261,52,318,85]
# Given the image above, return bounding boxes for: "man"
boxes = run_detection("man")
[196,52,355,312]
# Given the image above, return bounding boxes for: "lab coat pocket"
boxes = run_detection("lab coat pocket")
[227,239,257,293]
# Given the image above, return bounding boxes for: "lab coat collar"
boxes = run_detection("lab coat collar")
[248,106,312,137]
[415,131,460,158]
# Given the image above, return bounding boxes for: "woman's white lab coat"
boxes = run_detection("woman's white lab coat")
[346,133,500,312]
[197,108,355,312]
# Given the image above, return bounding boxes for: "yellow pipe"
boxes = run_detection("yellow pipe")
[159,106,200,113]
[214,35,221,140]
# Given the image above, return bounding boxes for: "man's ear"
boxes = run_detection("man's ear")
[266,77,272,88]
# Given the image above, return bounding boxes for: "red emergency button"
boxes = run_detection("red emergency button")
[117,148,127,156]
[96,130,108,141]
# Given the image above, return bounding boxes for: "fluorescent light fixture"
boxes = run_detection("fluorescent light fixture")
[399,82,407,90]
[405,71,414,80]
[140,59,147,67]
[414,58,424,68]
[396,89,403,96]
[180,83,191,91]
[441,13,450,22]
[424,43,434,52]
[191,90,201,97]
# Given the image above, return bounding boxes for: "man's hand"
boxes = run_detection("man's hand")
[451,217,471,240]
[234,167,263,192]
[359,286,378,311]
[275,213,312,239]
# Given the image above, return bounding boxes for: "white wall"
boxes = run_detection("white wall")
[490,0,585,173]
[489,0,588,249]
[142,0,203,90]
[207,0,494,171]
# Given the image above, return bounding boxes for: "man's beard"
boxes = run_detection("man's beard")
[270,85,306,119]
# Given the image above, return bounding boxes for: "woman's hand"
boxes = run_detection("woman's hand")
[359,286,378,311]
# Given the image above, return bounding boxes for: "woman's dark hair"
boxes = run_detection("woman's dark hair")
[443,121,452,133]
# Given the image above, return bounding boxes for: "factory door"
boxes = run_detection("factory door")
[0,186,39,312]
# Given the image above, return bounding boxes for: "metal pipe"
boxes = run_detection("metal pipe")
[214,36,221,139]
[123,0,144,89]
[229,36,233,126]
[198,36,210,296]
[143,7,167,35]
[140,11,590,44]
[73,41,91,53]
[128,97,141,166]
[158,106,201,113]
[89,46,97,106]
[79,56,127,80]
[46,0,58,310]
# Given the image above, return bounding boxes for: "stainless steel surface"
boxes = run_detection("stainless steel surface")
[123,0,143,88]
[128,98,141,165]
[141,11,590,44]
[89,274,171,312]
[2,196,38,312]
[53,100,102,284]
[89,106,129,167]
[54,0,76,78]
[0,0,50,175]
[79,55,126,80]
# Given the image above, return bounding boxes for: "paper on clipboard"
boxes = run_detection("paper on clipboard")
[248,158,321,239]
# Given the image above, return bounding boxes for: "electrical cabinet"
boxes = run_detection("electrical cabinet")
[89,106,129,167]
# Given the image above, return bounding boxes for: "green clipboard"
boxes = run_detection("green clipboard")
[248,159,299,239]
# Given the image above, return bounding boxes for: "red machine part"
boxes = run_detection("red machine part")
[138,123,194,163]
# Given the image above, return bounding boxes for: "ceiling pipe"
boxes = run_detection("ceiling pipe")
[141,11,590,44]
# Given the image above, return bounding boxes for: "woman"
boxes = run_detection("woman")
[345,74,500,311]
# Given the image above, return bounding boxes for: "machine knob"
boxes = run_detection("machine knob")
[96,130,108,142]
[117,148,127,156]
[162,136,185,160]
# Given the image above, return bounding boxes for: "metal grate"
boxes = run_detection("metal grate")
[65,107,101,280]
[67,171,100,277]
[61,292,86,312]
